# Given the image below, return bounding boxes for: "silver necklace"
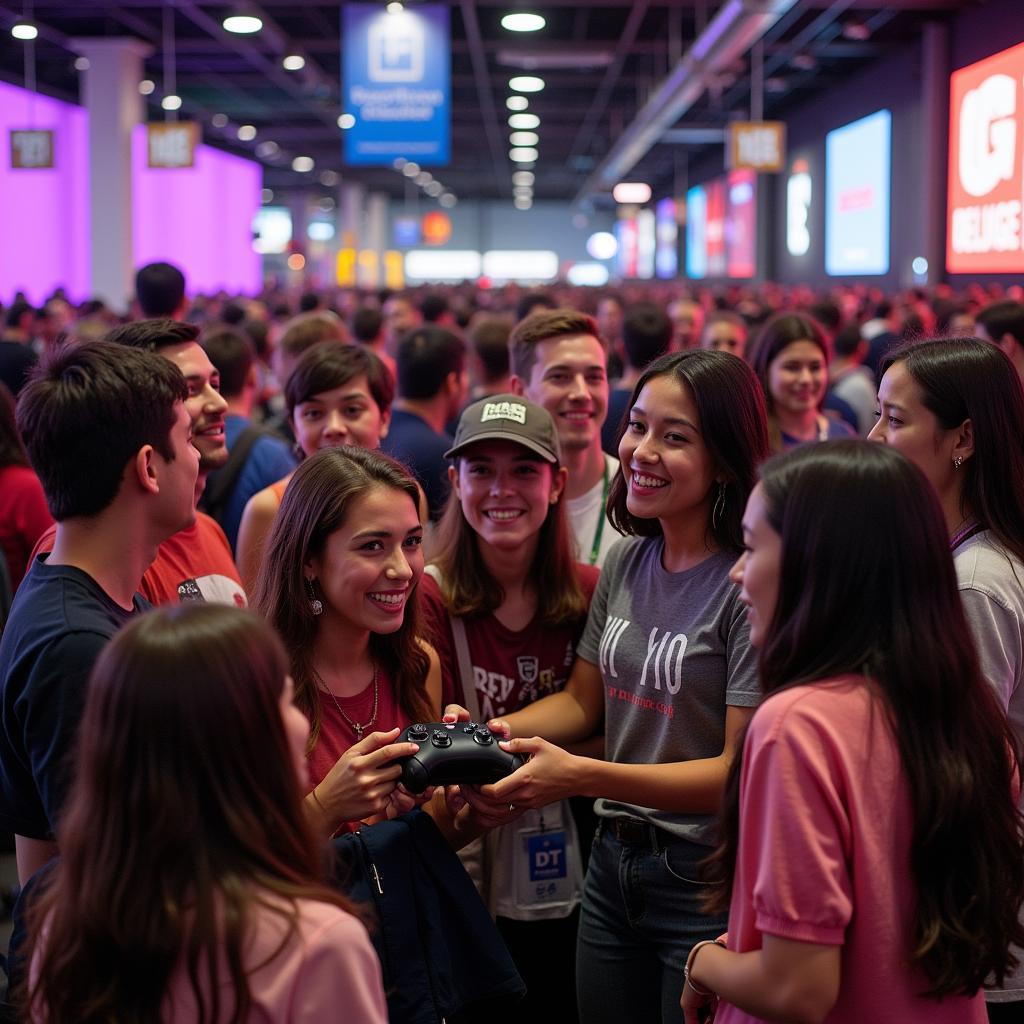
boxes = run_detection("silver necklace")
[313,664,379,740]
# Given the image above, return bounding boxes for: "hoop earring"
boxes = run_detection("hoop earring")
[953,455,963,469]
[305,577,324,616]
[712,482,726,532]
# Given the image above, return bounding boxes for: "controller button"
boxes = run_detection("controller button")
[431,730,453,748]
[473,729,494,746]
[462,725,476,734]
[407,724,428,741]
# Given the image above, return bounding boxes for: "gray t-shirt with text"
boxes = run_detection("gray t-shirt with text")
[577,536,760,844]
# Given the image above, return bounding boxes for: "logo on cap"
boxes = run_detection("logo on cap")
[480,401,527,425]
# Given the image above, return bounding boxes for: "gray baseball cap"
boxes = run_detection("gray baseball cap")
[445,393,562,464]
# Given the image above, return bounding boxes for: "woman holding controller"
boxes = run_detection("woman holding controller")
[459,351,771,1023]
[682,441,1024,1023]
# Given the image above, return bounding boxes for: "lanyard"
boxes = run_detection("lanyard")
[588,462,611,566]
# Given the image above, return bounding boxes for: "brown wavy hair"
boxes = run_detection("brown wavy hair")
[706,441,1024,997]
[253,446,432,748]
[23,605,355,1024]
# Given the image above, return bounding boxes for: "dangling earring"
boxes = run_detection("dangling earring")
[953,455,963,469]
[712,482,726,532]
[305,577,323,616]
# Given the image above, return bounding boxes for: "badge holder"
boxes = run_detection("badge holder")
[514,810,573,910]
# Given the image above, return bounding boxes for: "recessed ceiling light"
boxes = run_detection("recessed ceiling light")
[402,161,421,177]
[416,171,433,186]
[223,12,263,34]
[509,76,544,93]
[11,21,38,41]
[139,79,156,95]
[237,124,257,141]
[283,54,305,71]
[161,95,183,111]
[510,131,539,147]
[612,182,651,204]
[440,193,457,208]
[393,157,407,170]
[508,113,540,130]
[501,13,546,33]
[509,147,539,163]
[506,96,529,111]
[514,196,533,210]
[292,156,314,172]
[512,171,534,186]
[514,186,533,197]
[211,112,228,127]
[261,187,274,203]
[337,113,356,129]
[74,57,90,71]
[256,141,280,158]
[320,170,340,186]
[425,181,443,197]
[387,2,404,14]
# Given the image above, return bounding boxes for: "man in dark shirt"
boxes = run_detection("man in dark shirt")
[381,325,466,519]
[0,341,198,882]
[0,300,38,397]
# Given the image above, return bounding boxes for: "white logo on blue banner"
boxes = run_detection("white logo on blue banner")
[343,4,450,166]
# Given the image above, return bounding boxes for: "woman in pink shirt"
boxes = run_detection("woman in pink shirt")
[24,604,387,1023]
[683,441,1024,1024]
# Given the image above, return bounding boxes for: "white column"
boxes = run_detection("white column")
[71,38,151,311]
[364,191,389,289]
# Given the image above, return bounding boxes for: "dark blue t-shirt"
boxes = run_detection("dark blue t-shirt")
[381,409,453,520]
[601,387,633,456]
[0,557,148,838]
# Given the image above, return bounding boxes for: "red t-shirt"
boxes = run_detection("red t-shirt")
[0,464,52,590]
[30,513,247,607]
[419,566,600,718]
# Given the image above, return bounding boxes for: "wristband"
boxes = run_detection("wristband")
[684,938,726,997]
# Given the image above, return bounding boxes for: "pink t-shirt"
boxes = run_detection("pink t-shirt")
[717,677,986,1024]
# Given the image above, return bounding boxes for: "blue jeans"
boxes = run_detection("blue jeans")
[576,821,727,1024]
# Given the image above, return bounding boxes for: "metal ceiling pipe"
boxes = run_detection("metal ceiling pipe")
[573,0,799,209]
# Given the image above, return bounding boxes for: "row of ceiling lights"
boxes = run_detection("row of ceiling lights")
[502,11,546,211]
[393,157,457,208]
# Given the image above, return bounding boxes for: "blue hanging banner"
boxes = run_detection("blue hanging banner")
[342,3,450,167]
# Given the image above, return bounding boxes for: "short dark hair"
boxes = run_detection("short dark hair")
[5,300,34,330]
[607,350,770,551]
[977,300,1024,347]
[298,292,320,313]
[515,291,557,323]
[278,312,348,361]
[395,326,464,400]
[351,307,383,344]
[285,341,394,419]
[621,303,672,370]
[17,341,187,520]
[0,382,27,469]
[508,308,604,381]
[202,327,254,399]
[420,292,449,323]
[135,262,186,318]
[103,319,199,353]
[468,316,513,383]
[808,300,842,334]
[833,323,863,359]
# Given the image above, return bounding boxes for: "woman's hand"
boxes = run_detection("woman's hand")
[383,783,434,820]
[442,703,472,723]
[681,980,717,1024]
[313,728,419,824]
[481,736,582,808]
[453,783,527,831]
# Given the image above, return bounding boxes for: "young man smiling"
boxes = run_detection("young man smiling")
[509,309,621,568]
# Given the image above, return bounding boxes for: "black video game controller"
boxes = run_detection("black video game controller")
[396,722,526,794]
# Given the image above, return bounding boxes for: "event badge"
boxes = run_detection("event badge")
[515,825,571,908]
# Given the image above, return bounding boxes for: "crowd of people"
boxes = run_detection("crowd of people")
[0,259,1022,1023]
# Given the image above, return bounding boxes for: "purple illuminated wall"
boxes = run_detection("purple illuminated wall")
[0,81,90,305]
[132,126,262,295]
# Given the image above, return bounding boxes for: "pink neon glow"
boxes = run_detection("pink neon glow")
[0,81,90,305]
[132,126,262,295]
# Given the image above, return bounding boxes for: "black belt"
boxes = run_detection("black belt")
[604,816,683,851]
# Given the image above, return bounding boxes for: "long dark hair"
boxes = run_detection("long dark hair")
[882,337,1024,565]
[24,606,355,1024]
[606,349,770,554]
[707,441,1024,996]
[253,446,432,747]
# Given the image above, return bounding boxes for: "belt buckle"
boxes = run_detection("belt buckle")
[612,817,648,845]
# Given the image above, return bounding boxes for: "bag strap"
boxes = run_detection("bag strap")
[424,565,482,721]
[199,424,265,523]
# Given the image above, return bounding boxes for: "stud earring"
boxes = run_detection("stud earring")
[305,577,323,616]
[712,482,727,532]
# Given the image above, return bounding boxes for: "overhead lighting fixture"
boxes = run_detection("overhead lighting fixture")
[586,231,618,260]
[416,171,433,186]
[509,147,539,163]
[74,57,90,71]
[387,2,404,13]
[211,112,228,127]
[425,181,443,197]
[510,131,539,147]
[393,157,407,170]
[440,193,457,208]
[161,95,183,111]
[256,141,280,158]
[283,54,305,71]
[842,19,871,41]
[501,13,546,33]
[223,11,263,34]
[237,124,257,141]
[513,196,533,210]
[508,113,540,130]
[509,75,544,93]
[514,186,533,197]
[337,113,356,129]
[512,171,534,186]
[292,155,315,172]
[612,182,651,204]
[402,161,421,177]
[319,169,340,186]
[506,96,529,111]
[139,79,156,95]
[261,187,274,203]
[11,21,38,41]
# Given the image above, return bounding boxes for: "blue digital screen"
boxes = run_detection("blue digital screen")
[825,109,891,276]
[685,185,707,279]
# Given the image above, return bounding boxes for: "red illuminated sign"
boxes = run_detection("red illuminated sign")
[947,41,1024,274]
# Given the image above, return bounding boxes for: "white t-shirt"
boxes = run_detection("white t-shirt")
[565,452,621,568]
